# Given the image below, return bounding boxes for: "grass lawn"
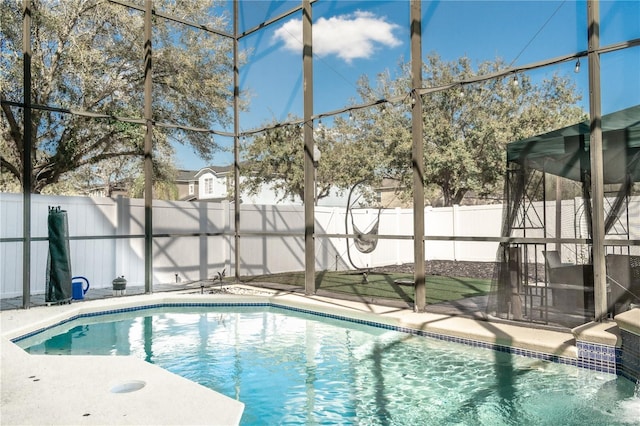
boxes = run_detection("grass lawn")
[241,270,492,304]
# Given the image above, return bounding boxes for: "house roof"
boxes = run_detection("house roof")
[195,165,234,178]
[506,105,640,183]
[176,166,234,181]
[176,170,198,182]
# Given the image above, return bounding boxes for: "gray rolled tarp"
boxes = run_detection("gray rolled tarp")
[46,206,72,303]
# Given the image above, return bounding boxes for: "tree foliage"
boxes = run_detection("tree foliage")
[1,0,235,195]
[241,122,306,203]
[242,54,585,206]
[241,115,385,203]
[358,54,587,206]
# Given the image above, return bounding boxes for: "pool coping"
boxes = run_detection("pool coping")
[0,289,630,425]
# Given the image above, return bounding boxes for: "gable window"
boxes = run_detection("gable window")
[204,178,214,194]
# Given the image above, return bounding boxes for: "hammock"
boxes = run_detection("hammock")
[345,180,383,271]
[350,207,382,254]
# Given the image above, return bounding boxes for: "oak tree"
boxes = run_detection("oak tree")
[1,0,235,195]
[358,54,586,206]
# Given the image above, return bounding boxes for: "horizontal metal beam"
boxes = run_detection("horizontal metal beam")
[5,233,640,246]
[0,100,235,138]
[108,0,234,39]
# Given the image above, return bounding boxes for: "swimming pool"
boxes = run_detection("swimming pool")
[17,305,640,425]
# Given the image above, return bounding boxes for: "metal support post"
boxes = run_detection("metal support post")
[303,0,315,295]
[233,0,241,281]
[587,0,607,321]
[21,0,33,309]
[143,0,153,293]
[411,1,426,312]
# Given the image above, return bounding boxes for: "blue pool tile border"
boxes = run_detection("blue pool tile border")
[10,302,270,343]
[575,341,620,375]
[9,301,637,382]
[270,303,581,368]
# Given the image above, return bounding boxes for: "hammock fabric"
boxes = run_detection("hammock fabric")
[350,208,382,254]
[344,179,385,271]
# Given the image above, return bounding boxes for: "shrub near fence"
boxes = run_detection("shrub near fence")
[3,193,636,298]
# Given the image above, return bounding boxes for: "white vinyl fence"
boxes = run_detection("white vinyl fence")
[0,194,501,298]
[2,193,638,298]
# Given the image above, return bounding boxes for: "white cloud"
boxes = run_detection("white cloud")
[273,11,401,63]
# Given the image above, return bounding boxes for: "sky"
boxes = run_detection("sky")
[174,0,640,170]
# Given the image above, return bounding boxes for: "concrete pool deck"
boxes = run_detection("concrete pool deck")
[0,286,627,425]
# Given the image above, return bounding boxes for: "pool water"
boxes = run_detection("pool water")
[19,306,639,425]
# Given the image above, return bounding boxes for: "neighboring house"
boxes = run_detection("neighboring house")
[189,165,300,204]
[181,165,419,207]
[177,166,237,202]
[176,169,199,201]
[193,165,233,201]
[182,165,347,206]
[175,165,266,203]
[178,166,415,207]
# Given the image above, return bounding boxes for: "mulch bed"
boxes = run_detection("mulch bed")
[372,260,499,280]
[373,260,546,281]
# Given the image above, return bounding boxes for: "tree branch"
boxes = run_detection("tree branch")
[1,99,23,153]
[0,157,21,181]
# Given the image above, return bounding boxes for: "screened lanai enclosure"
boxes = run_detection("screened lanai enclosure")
[1,1,639,329]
